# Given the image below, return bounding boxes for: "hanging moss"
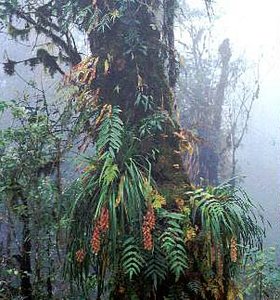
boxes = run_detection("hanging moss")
[7,23,31,41]
[3,59,16,76]
[36,48,64,76]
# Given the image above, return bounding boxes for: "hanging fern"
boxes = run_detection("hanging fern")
[189,183,265,256]
[121,237,145,280]
[160,217,188,281]
[144,242,168,289]
[96,105,124,160]
[185,182,266,288]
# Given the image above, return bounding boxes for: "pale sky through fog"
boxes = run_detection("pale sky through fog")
[186,0,280,81]
[215,0,280,82]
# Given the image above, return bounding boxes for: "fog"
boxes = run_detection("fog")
[238,81,280,245]
[0,1,280,298]
[1,1,279,246]
[216,0,280,246]
[178,0,280,246]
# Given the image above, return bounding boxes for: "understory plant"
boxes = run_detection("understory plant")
[0,97,71,299]
[239,247,280,300]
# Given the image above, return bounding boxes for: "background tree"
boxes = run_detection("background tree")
[177,14,258,186]
[0,96,65,299]
[222,61,260,185]
[178,25,230,184]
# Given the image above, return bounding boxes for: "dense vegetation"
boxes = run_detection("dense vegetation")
[0,0,274,299]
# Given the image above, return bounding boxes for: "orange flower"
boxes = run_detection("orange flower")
[230,237,238,262]
[91,226,101,254]
[142,206,156,250]
[143,227,153,250]
[75,249,86,263]
[90,206,109,254]
[98,207,109,232]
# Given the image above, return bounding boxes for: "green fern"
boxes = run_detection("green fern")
[96,105,123,160]
[188,183,265,265]
[99,157,119,185]
[187,280,202,295]
[121,237,145,280]
[144,243,168,289]
[139,112,166,137]
[160,219,188,281]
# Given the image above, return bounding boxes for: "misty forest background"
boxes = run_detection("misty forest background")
[0,0,279,299]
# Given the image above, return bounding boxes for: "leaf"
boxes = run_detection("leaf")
[160,216,188,281]
[104,58,110,75]
[121,237,144,280]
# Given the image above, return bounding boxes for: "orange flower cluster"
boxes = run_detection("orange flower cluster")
[185,226,197,241]
[230,237,238,262]
[217,247,224,277]
[91,207,109,254]
[91,226,101,254]
[98,207,109,231]
[142,206,156,251]
[75,249,86,264]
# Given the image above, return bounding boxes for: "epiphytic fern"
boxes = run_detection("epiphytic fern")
[96,105,123,160]
[189,184,265,260]
[121,237,145,280]
[144,242,168,289]
[160,217,188,281]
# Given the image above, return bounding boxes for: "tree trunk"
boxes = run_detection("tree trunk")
[87,0,188,189]
[198,39,232,185]
[20,197,33,300]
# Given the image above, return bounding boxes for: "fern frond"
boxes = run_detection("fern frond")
[121,237,145,280]
[99,157,119,185]
[160,218,188,281]
[187,280,202,295]
[144,243,168,289]
[189,184,265,268]
[96,105,123,160]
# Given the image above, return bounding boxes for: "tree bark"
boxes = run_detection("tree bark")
[20,197,33,300]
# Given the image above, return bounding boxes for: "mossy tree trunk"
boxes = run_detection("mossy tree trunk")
[87,0,187,184]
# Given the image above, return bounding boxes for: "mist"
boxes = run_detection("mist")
[0,0,279,299]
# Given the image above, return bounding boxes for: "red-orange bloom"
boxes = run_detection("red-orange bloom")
[91,226,101,254]
[98,207,109,232]
[142,206,156,250]
[75,249,86,263]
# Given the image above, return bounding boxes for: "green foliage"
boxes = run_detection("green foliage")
[239,247,280,300]
[96,105,123,160]
[121,237,144,280]
[135,92,154,112]
[187,280,203,296]
[0,0,266,299]
[160,215,188,281]
[143,241,168,289]
[0,101,58,192]
[139,112,167,137]
[65,110,154,293]
[0,96,70,298]
[188,183,265,259]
